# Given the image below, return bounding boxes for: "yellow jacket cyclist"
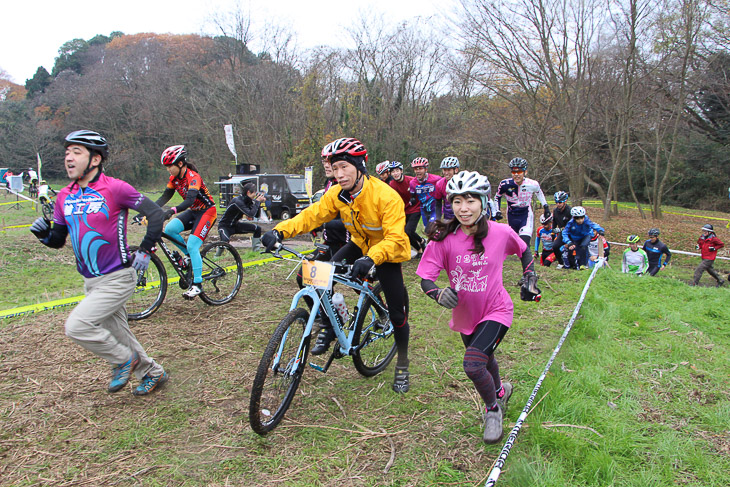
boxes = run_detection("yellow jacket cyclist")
[275,175,410,265]
[262,137,412,393]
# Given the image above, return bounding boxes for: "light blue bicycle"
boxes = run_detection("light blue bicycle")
[249,244,406,435]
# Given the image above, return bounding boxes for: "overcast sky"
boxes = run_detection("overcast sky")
[1,0,450,84]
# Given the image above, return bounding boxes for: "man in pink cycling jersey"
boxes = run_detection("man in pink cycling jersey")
[388,161,427,257]
[409,157,445,229]
[30,130,168,396]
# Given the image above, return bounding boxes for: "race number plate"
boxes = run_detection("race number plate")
[302,260,335,290]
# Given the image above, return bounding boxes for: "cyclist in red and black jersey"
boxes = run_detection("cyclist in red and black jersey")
[155,145,217,299]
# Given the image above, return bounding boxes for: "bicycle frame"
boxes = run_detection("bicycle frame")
[274,268,391,375]
[154,231,190,278]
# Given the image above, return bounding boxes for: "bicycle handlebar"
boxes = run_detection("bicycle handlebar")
[266,243,375,279]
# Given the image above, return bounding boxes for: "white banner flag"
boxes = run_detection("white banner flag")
[224,124,237,163]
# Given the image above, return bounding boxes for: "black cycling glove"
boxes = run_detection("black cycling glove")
[30,217,51,240]
[261,229,283,252]
[520,271,541,302]
[351,256,375,279]
[426,287,459,309]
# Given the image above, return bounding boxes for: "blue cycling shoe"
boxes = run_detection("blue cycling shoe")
[108,352,139,393]
[133,371,169,396]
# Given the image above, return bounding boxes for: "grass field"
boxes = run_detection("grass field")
[1,188,729,486]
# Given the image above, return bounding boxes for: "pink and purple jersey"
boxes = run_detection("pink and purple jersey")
[416,221,527,334]
[409,173,445,225]
[54,173,146,278]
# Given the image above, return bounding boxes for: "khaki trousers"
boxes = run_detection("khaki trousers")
[65,267,163,379]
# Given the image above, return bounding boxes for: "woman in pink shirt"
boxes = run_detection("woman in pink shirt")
[416,171,541,444]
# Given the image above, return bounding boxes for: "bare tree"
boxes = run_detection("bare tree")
[645,0,708,217]
[457,0,600,202]
[588,0,654,219]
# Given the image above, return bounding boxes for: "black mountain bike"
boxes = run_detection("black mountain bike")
[127,220,243,320]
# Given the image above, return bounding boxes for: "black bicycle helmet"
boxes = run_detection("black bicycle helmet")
[648,228,660,237]
[64,130,109,160]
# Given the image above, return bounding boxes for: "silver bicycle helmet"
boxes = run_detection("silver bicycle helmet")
[509,157,528,171]
[440,156,460,169]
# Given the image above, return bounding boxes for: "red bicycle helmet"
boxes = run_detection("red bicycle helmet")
[325,137,367,161]
[320,141,334,161]
[376,161,390,175]
[161,145,187,166]
[411,157,429,168]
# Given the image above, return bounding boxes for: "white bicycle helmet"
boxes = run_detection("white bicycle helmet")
[540,213,553,224]
[570,206,586,218]
[440,156,460,169]
[446,171,492,218]
[375,161,390,175]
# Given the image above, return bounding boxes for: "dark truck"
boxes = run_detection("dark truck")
[216,173,311,220]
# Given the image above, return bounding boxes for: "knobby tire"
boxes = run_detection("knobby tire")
[199,241,243,305]
[351,283,404,377]
[127,246,168,321]
[249,308,311,435]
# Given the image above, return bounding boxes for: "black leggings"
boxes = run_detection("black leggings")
[404,212,426,252]
[220,220,261,240]
[461,320,509,409]
[552,233,565,265]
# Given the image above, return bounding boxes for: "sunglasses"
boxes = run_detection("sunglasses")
[511,169,524,174]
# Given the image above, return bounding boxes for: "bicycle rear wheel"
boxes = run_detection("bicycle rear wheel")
[351,283,405,377]
[249,308,311,435]
[198,241,243,305]
[127,246,168,321]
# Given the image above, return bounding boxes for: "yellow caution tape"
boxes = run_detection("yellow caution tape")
[0,248,312,320]
[0,200,32,206]
[0,295,83,319]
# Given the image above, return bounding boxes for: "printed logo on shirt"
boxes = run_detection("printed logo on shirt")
[64,194,108,216]
[450,252,490,292]
[450,265,488,293]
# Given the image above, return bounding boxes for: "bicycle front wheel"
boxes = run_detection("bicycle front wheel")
[249,308,311,435]
[42,202,54,220]
[198,241,243,305]
[127,247,168,321]
[351,283,405,377]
